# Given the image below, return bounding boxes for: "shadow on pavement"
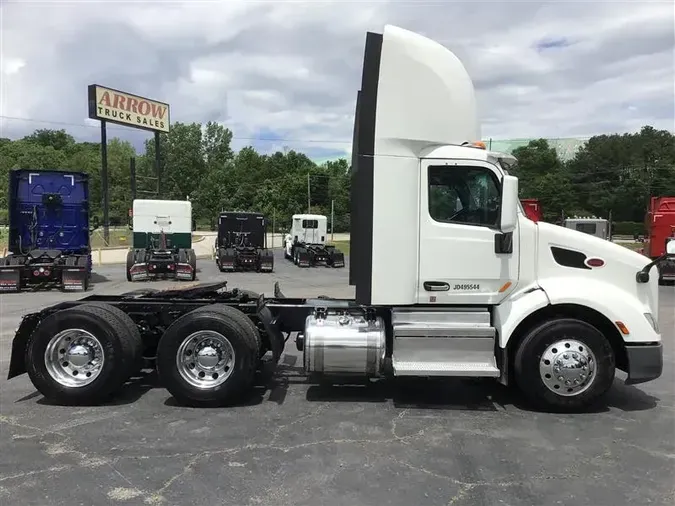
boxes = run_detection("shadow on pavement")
[17,358,659,414]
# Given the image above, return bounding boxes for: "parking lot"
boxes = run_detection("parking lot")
[1,251,674,506]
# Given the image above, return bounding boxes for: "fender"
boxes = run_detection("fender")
[538,277,660,344]
[493,284,550,348]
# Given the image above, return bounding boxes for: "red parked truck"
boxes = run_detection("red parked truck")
[520,198,543,222]
[644,196,675,284]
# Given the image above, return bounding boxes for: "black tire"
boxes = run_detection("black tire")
[513,318,615,412]
[188,249,197,281]
[126,249,134,282]
[76,256,90,291]
[25,303,143,405]
[83,302,144,374]
[156,304,261,406]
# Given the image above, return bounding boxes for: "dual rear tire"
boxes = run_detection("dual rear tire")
[25,303,260,407]
[26,303,143,405]
[156,304,260,407]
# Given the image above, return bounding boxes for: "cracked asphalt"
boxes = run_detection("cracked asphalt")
[1,251,674,506]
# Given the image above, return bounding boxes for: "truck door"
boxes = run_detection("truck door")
[417,159,520,304]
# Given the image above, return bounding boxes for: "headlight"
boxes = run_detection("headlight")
[644,313,659,333]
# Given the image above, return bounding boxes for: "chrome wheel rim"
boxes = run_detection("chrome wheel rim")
[539,339,596,396]
[176,330,236,389]
[44,329,105,387]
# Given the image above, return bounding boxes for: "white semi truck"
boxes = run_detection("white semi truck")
[284,214,345,268]
[6,25,669,412]
[126,199,197,282]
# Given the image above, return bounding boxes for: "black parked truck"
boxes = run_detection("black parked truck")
[214,211,274,273]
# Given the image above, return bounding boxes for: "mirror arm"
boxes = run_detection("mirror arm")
[636,253,675,283]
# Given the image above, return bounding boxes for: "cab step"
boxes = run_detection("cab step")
[391,307,500,377]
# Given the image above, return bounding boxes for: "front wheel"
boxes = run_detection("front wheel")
[513,318,615,412]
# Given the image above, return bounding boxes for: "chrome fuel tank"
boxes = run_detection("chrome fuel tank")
[303,312,386,376]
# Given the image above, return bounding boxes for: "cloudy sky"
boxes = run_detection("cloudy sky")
[1,0,673,161]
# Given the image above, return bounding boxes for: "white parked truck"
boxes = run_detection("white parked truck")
[563,216,610,240]
[284,214,344,268]
[6,25,669,412]
[126,199,197,281]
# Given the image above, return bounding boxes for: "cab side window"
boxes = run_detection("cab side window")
[428,165,501,227]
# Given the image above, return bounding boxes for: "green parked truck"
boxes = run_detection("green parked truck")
[126,199,197,282]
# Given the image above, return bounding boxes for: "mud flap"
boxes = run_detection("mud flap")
[259,250,274,272]
[175,263,194,280]
[218,248,237,272]
[330,250,345,268]
[61,267,88,291]
[659,259,675,283]
[129,263,150,281]
[0,267,21,292]
[257,304,284,364]
[297,250,311,267]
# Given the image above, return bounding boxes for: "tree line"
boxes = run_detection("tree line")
[0,123,673,235]
[511,126,675,234]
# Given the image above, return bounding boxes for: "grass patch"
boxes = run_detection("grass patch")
[90,229,132,249]
[330,240,350,255]
[619,241,644,252]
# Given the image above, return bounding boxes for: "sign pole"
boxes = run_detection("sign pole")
[130,157,137,201]
[154,132,161,199]
[100,120,109,245]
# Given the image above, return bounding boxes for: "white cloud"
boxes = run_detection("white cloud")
[1,0,673,159]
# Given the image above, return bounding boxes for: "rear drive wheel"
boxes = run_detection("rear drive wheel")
[514,318,615,412]
[188,249,197,281]
[25,303,142,405]
[156,304,260,406]
[76,256,90,291]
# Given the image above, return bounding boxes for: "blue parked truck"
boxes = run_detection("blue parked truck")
[0,169,98,292]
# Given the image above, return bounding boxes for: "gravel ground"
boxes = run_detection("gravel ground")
[0,252,673,506]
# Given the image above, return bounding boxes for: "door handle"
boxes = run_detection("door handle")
[423,281,449,292]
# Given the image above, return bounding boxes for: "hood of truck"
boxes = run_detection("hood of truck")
[535,221,659,318]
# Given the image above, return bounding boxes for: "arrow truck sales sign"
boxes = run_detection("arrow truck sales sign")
[88,84,170,133]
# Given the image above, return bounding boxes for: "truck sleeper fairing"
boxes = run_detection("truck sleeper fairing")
[0,169,94,292]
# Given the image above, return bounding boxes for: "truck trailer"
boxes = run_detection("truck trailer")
[126,199,197,282]
[0,169,96,292]
[214,211,274,272]
[284,214,345,268]
[644,196,675,284]
[5,25,670,412]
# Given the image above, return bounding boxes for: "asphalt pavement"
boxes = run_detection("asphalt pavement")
[0,252,674,506]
